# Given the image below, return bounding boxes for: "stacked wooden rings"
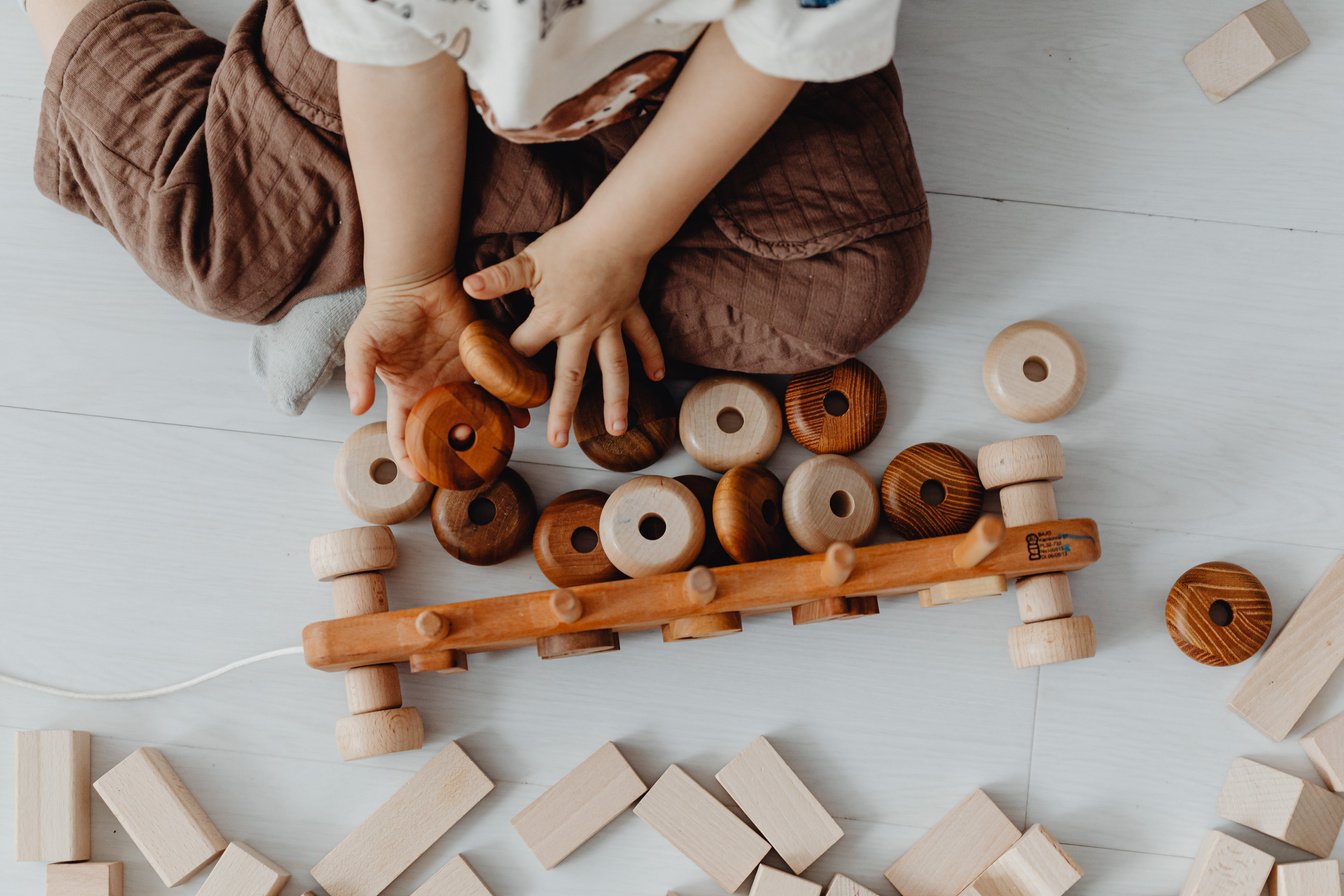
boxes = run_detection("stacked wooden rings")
[406,382,515,490]
[679,375,782,472]
[784,359,886,455]
[983,320,1086,423]
[333,421,434,524]
[881,442,984,540]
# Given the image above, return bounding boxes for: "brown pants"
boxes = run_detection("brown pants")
[35,0,931,373]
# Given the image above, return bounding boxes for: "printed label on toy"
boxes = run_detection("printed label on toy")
[1026,529,1095,562]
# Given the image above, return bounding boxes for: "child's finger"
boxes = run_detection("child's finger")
[623,308,666,381]
[508,406,531,429]
[508,312,555,359]
[463,252,538,301]
[595,326,629,437]
[547,335,590,449]
[344,332,378,415]
[385,397,425,483]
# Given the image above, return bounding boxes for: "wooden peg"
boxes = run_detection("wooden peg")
[599,476,705,577]
[663,612,743,641]
[881,443,985,540]
[782,454,880,554]
[408,650,468,675]
[999,481,1058,528]
[458,319,549,408]
[676,474,733,566]
[1166,562,1272,666]
[46,861,123,896]
[16,729,90,863]
[549,589,584,624]
[793,541,860,625]
[982,320,1087,423]
[1302,712,1344,792]
[310,526,397,582]
[784,359,887,455]
[1015,573,1074,624]
[679,375,782,472]
[574,370,678,472]
[1217,757,1344,857]
[333,422,435,525]
[1179,830,1273,896]
[977,436,1065,490]
[1185,0,1309,103]
[715,464,795,563]
[196,842,289,896]
[684,566,718,605]
[405,382,514,490]
[954,516,1006,569]
[820,542,856,587]
[537,630,620,660]
[533,490,622,587]
[431,467,538,566]
[415,610,450,640]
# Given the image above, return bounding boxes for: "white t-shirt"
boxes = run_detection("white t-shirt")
[295,0,901,142]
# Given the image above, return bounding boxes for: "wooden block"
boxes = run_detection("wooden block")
[750,865,823,896]
[1217,757,1344,857]
[784,359,887,456]
[312,742,494,896]
[1185,0,1309,103]
[825,874,880,896]
[976,437,1066,490]
[1302,712,1344,791]
[680,375,782,473]
[599,476,705,577]
[575,370,678,473]
[881,442,985,540]
[93,747,226,887]
[1271,860,1342,896]
[982,320,1087,424]
[197,842,290,896]
[714,464,796,563]
[410,854,494,896]
[961,824,1083,896]
[634,765,770,892]
[884,789,1020,896]
[919,575,1008,608]
[1015,573,1074,624]
[998,482,1058,528]
[334,706,425,761]
[405,382,514,490]
[430,466,538,566]
[334,421,435,525]
[716,736,842,874]
[16,730,90,863]
[783,455,880,554]
[511,742,647,869]
[1178,830,1273,896]
[46,861,122,896]
[1008,617,1097,668]
[310,526,397,582]
[459,318,549,409]
[533,489,622,588]
[1166,562,1272,667]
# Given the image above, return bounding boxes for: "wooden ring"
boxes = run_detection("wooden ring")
[574,372,678,472]
[713,464,795,563]
[977,435,1066,490]
[662,612,743,641]
[675,474,732,567]
[430,467,538,566]
[1166,562,1272,666]
[983,320,1087,423]
[880,443,984,540]
[310,526,397,582]
[333,422,435,525]
[1008,616,1097,669]
[459,319,550,409]
[678,375,782,472]
[406,382,514,490]
[782,455,880,554]
[537,630,620,660]
[533,489,622,587]
[784,359,887,455]
[599,476,705,577]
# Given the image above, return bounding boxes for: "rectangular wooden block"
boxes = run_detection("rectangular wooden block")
[17,730,91,863]
[1229,555,1344,741]
[511,741,647,869]
[716,736,842,874]
[1217,757,1344,857]
[961,824,1083,896]
[884,789,1021,896]
[1303,712,1344,791]
[634,765,770,893]
[197,842,290,896]
[312,742,494,896]
[46,861,123,896]
[825,875,881,896]
[1179,831,1274,896]
[749,865,823,896]
[93,747,226,886]
[411,855,494,896]
[1270,860,1342,896]
[1185,0,1309,102]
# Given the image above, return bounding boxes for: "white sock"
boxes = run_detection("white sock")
[249,287,366,415]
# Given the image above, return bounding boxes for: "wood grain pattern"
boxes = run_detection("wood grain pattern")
[884,789,1020,896]
[410,855,495,896]
[333,707,424,761]
[15,729,90,863]
[1184,0,1309,103]
[749,865,822,896]
[1302,713,1344,792]
[824,874,880,896]
[1165,562,1272,666]
[405,383,514,490]
[998,481,1058,528]
[1008,617,1097,669]
[714,464,795,563]
[662,612,743,641]
[430,467,538,566]
[675,474,731,567]
[784,360,887,455]
[1216,757,1344,857]
[536,630,620,660]
[458,319,550,409]
[982,321,1087,424]
[533,490,622,587]
[783,454,880,554]
[976,436,1066,491]
[574,372,677,472]
[598,476,704,577]
[196,842,289,896]
[309,526,397,582]
[1270,860,1342,896]
[918,575,1007,608]
[333,422,435,525]
[45,861,123,896]
[679,375,782,473]
[881,443,984,540]
[1015,573,1074,624]
[1178,831,1273,896]
[407,649,468,675]
[961,823,1083,896]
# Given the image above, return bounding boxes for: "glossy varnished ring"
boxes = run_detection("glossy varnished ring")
[881,442,984,540]
[406,382,514,490]
[784,359,887,455]
[1166,561,1272,667]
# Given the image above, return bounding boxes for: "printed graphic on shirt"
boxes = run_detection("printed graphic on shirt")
[541,0,585,38]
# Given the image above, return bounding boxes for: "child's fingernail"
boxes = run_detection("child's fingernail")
[652,369,665,381]
[611,418,626,434]
[551,432,567,448]
[464,274,484,291]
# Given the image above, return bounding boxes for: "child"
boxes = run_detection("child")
[24,0,929,478]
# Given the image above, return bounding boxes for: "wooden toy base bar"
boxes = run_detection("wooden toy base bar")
[303,519,1100,671]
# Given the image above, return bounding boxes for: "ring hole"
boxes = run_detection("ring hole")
[920,479,947,506]
[449,424,476,451]
[1023,356,1049,383]
[829,490,854,519]
[716,407,745,434]
[823,390,850,417]
[570,526,598,554]
[1209,599,1234,627]
[370,458,398,485]
[467,497,497,525]
[638,514,667,541]
[761,498,780,527]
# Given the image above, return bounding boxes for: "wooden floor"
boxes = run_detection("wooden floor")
[3,0,1342,892]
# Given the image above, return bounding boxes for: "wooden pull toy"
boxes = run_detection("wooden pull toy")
[333,421,435,525]
[533,489,623,587]
[784,359,887,455]
[458,319,550,409]
[679,375,782,472]
[881,442,985,540]
[919,518,1009,608]
[430,466,538,566]
[1166,561,1272,666]
[406,382,514,490]
[982,321,1087,423]
[574,370,678,472]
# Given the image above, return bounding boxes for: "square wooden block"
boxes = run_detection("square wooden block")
[749,865,822,896]
[17,730,91,863]
[961,824,1083,896]
[1303,713,1344,792]
[1185,0,1310,102]
[1179,831,1274,896]
[884,789,1020,896]
[1270,860,1341,896]
[46,861,123,896]
[1217,758,1344,857]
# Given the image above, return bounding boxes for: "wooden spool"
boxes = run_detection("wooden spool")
[458,319,550,409]
[430,467,538,566]
[678,375,782,473]
[537,630,620,660]
[983,320,1087,423]
[405,382,515,490]
[880,442,985,540]
[977,435,1065,490]
[532,489,622,588]
[599,476,705,578]
[675,474,732,567]
[713,464,795,563]
[782,455,880,554]
[310,527,398,582]
[333,422,435,525]
[1166,561,1272,666]
[344,665,402,714]
[574,371,678,472]
[784,359,887,455]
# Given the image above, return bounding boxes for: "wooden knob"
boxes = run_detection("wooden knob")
[1015,573,1074,623]
[820,542,857,587]
[549,589,584,624]
[331,572,389,617]
[533,490,622,587]
[784,359,887,455]
[1166,562,1272,666]
[713,464,795,563]
[999,481,1058,527]
[1008,616,1096,668]
[678,375,782,472]
[409,649,468,674]
[662,612,743,641]
[344,665,403,715]
[675,474,732,567]
[953,516,1005,569]
[977,435,1065,490]
[415,610,450,640]
[574,370,677,472]
[458,319,550,409]
[536,630,620,660]
[782,455,880,554]
[599,476,705,577]
[430,467,538,566]
[310,526,397,582]
[334,707,424,761]
[683,566,718,606]
[405,382,515,490]
[333,422,435,525]
[881,443,985,540]
[983,320,1087,423]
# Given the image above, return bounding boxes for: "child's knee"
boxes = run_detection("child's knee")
[813,222,932,358]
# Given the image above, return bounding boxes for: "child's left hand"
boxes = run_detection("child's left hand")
[463,214,666,448]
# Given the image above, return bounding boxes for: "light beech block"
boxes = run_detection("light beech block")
[344,664,403,715]
[1270,860,1341,896]
[312,742,494,896]
[716,736,843,874]
[310,526,397,581]
[1230,555,1344,741]
[998,482,1058,528]
[960,824,1083,896]
[1008,617,1097,668]
[884,789,1020,896]
[1015,574,1074,624]
[411,855,494,896]
[1185,0,1309,103]
[825,874,881,896]
[16,730,91,863]
[1178,831,1273,896]
[750,865,823,896]
[197,842,289,896]
[94,748,226,887]
[511,742,647,869]
[634,765,770,892]
[1303,712,1344,791]
[1217,758,1344,857]
[45,861,122,896]
[977,436,1065,490]
[919,575,1008,608]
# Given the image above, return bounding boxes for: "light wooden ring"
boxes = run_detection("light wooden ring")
[782,455,880,554]
[1166,562,1272,666]
[333,422,436,525]
[880,443,984,540]
[983,320,1087,423]
[599,477,705,578]
[678,375,782,473]
[458,319,550,409]
[977,435,1066,490]
[405,382,515,490]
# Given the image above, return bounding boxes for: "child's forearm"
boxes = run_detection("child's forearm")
[338,56,468,296]
[577,23,802,257]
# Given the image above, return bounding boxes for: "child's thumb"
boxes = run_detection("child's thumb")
[463,252,538,300]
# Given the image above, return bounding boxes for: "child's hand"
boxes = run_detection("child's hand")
[462,215,666,448]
